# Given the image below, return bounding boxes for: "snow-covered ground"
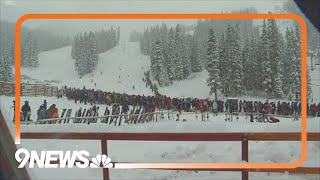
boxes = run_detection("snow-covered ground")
[2,41,320,179]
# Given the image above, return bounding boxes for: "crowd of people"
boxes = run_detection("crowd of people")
[15,84,320,122]
[61,85,320,117]
[13,100,59,122]
[142,70,159,96]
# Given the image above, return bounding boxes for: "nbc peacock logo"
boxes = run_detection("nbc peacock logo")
[90,154,113,168]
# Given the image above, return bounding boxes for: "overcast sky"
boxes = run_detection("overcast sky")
[0,0,288,40]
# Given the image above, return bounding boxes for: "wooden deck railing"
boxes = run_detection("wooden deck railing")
[20,132,320,180]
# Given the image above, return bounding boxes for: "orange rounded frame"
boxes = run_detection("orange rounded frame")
[14,13,307,170]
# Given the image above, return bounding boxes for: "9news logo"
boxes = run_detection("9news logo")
[15,148,113,168]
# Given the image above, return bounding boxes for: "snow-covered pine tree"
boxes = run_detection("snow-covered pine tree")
[152,38,170,86]
[225,25,243,97]
[260,20,274,98]
[9,44,14,65]
[232,25,244,96]
[292,25,302,96]
[174,24,185,80]
[87,31,98,73]
[266,14,284,98]
[247,34,262,94]
[182,37,192,79]
[0,56,13,82]
[150,38,162,81]
[190,35,202,72]
[206,28,221,100]
[30,38,39,67]
[77,33,87,77]
[21,33,32,67]
[218,33,228,94]
[71,34,79,60]
[273,72,284,98]
[242,36,251,91]
[282,28,294,95]
[167,28,177,81]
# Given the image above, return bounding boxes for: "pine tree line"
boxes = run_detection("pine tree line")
[0,21,71,66]
[141,24,203,87]
[208,17,309,99]
[140,16,310,100]
[71,27,120,77]
[94,27,120,54]
[21,32,40,68]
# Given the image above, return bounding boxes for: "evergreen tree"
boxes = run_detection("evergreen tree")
[174,25,184,80]
[282,28,294,95]
[77,33,87,77]
[225,25,243,96]
[218,33,228,94]
[182,39,192,78]
[206,28,221,100]
[150,38,162,81]
[267,14,284,98]
[242,37,251,91]
[167,28,177,81]
[87,31,98,73]
[30,38,39,67]
[292,25,302,95]
[260,20,274,98]
[190,35,202,72]
[0,56,13,82]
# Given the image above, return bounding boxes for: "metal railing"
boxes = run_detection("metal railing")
[30,110,305,125]
[34,111,163,126]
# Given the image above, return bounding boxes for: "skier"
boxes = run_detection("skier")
[12,100,15,122]
[133,85,135,90]
[21,101,31,121]
[37,105,46,121]
[46,104,59,120]
[43,100,47,110]
[212,100,218,116]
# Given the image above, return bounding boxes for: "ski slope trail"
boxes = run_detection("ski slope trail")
[20,41,153,96]
[20,46,79,84]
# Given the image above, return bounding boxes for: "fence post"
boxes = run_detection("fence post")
[101,139,109,180]
[242,135,249,180]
